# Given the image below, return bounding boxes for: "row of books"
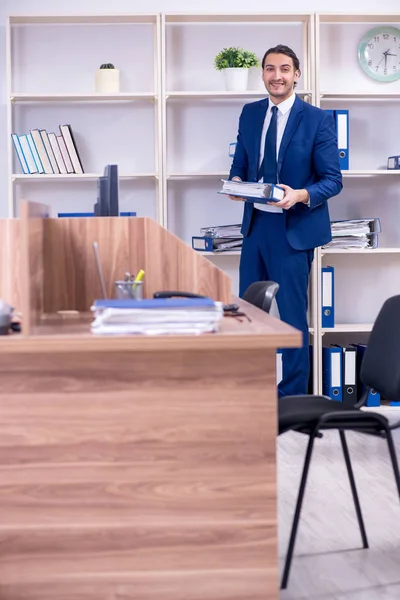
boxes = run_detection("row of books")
[12,125,84,175]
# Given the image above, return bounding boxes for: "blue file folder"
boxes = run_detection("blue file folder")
[353,344,381,407]
[322,346,343,401]
[276,349,283,386]
[335,110,349,170]
[321,266,334,328]
[324,109,349,170]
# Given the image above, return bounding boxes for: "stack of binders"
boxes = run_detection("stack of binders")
[324,218,381,249]
[192,224,243,253]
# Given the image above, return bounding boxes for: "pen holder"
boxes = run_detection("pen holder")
[114,280,143,300]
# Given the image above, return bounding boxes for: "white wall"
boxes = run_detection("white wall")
[0,0,399,217]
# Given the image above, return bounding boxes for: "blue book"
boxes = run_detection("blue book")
[93,298,216,310]
[11,134,29,174]
[58,212,136,218]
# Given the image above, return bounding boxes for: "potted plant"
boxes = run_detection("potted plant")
[214,47,260,91]
[95,63,120,93]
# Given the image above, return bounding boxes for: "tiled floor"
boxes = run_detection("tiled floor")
[278,409,400,599]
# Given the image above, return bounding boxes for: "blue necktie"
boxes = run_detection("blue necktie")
[261,105,278,184]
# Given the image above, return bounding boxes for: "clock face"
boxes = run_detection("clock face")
[358,26,400,82]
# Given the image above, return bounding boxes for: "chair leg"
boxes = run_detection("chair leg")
[281,432,316,590]
[339,430,369,549]
[384,427,400,500]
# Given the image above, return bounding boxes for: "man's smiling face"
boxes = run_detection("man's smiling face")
[262,52,300,104]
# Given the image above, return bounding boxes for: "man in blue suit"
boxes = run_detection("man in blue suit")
[229,45,342,397]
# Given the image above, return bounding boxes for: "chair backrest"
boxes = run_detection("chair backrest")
[361,295,400,401]
[242,281,279,314]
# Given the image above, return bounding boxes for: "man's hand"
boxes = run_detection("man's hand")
[228,176,246,202]
[268,184,309,210]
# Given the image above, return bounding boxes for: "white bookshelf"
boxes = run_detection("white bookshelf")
[315,12,400,394]
[7,14,162,218]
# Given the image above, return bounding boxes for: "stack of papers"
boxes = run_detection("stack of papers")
[323,219,381,249]
[91,298,224,335]
[218,179,284,202]
[200,224,242,238]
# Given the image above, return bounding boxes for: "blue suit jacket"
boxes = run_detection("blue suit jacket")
[229,95,343,250]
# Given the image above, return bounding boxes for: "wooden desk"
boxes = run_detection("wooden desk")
[0,301,300,600]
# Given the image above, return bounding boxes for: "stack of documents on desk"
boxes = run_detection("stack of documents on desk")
[192,224,243,253]
[91,298,223,335]
[323,218,381,249]
[218,179,284,202]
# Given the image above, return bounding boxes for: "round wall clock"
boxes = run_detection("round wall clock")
[358,26,400,82]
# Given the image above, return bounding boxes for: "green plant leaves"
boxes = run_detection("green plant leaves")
[214,47,260,70]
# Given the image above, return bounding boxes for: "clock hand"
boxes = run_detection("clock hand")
[386,52,397,57]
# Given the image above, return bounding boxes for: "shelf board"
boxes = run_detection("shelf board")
[320,92,400,100]
[318,13,400,24]
[166,90,312,99]
[342,170,400,176]
[12,173,157,181]
[10,93,157,103]
[164,13,312,24]
[9,15,158,24]
[322,323,373,333]
[322,247,400,254]
[168,172,228,179]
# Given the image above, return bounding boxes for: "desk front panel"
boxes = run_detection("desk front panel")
[0,345,278,600]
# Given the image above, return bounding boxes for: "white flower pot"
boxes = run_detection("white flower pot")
[95,69,120,93]
[223,68,249,92]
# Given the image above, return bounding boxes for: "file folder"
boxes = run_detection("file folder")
[353,344,381,407]
[322,346,342,401]
[335,110,349,170]
[276,350,283,386]
[333,345,357,404]
[321,266,334,328]
[192,236,214,252]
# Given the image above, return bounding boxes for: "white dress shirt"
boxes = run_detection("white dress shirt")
[254,92,296,213]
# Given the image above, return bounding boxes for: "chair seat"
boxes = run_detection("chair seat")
[279,395,359,435]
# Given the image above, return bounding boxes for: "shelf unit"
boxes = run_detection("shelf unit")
[7,14,162,219]
[314,12,400,394]
[7,11,400,398]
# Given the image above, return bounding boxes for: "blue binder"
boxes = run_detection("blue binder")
[353,344,381,407]
[321,266,334,328]
[276,349,283,386]
[324,109,349,170]
[192,236,214,252]
[335,110,349,170]
[322,346,343,401]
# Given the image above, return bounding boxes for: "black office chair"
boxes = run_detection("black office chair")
[243,280,280,314]
[279,295,400,589]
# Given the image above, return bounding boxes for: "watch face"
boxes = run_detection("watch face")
[358,26,400,82]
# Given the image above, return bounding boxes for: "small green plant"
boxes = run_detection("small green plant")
[214,47,260,70]
[100,63,115,69]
